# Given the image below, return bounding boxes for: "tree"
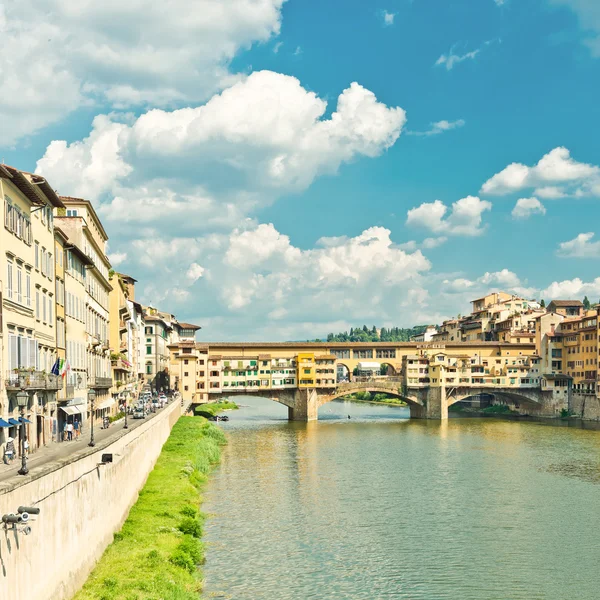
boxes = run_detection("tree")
[540,299,545,308]
[583,296,591,310]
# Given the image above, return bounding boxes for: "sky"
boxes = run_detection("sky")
[2,0,600,341]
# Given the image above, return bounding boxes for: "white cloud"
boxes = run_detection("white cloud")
[0,0,286,144]
[481,147,600,197]
[108,251,127,266]
[186,263,206,283]
[406,196,492,236]
[37,71,406,240]
[494,0,506,5]
[382,10,396,26]
[273,41,283,53]
[435,48,480,70]
[479,269,521,288]
[557,232,600,258]
[541,277,600,300]
[511,197,546,220]
[422,237,448,249]
[408,119,465,136]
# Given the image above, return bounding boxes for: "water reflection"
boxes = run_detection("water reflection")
[204,397,600,600]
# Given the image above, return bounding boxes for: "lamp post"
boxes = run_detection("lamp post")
[16,389,29,476]
[124,394,129,430]
[88,388,96,448]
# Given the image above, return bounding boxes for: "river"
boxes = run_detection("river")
[202,397,600,599]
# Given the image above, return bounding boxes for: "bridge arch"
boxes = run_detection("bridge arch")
[447,388,544,410]
[336,362,352,383]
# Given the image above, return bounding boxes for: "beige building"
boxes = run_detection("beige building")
[55,197,113,422]
[1,165,64,451]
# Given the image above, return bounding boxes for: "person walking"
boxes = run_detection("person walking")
[63,421,69,442]
[3,437,15,464]
[73,418,80,440]
[67,422,73,441]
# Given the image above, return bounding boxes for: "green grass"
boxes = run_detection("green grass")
[73,416,226,600]
[482,404,516,414]
[194,401,238,418]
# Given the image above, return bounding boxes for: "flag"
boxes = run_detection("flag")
[60,359,70,378]
[51,358,61,377]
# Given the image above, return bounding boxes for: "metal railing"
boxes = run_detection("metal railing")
[89,376,112,389]
[5,370,62,391]
[58,384,75,400]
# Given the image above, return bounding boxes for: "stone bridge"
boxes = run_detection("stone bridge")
[210,380,559,421]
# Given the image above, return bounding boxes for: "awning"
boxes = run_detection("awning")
[8,418,20,426]
[19,417,31,424]
[60,406,82,416]
[0,419,10,428]
[96,398,115,411]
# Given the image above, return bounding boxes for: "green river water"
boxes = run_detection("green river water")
[203,397,600,600]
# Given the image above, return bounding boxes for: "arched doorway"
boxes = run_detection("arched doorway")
[337,363,351,383]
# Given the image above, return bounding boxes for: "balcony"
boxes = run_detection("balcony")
[111,356,132,372]
[89,376,112,389]
[5,370,62,391]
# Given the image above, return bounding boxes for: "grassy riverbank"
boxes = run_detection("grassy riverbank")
[73,416,226,600]
[194,400,238,417]
[343,392,406,407]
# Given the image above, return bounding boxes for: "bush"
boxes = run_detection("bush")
[482,404,513,414]
[170,548,195,574]
[178,516,202,538]
[180,505,197,518]
[108,411,125,423]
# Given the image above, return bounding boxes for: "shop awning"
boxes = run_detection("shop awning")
[19,417,31,424]
[96,398,115,411]
[0,419,11,428]
[60,406,83,416]
[8,418,20,426]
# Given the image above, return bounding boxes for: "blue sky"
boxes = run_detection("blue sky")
[2,0,600,339]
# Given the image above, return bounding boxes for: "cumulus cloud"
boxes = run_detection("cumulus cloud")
[0,0,286,144]
[557,232,600,258]
[511,197,546,220]
[541,277,600,300]
[408,119,465,136]
[481,147,600,198]
[186,263,206,283]
[406,196,492,236]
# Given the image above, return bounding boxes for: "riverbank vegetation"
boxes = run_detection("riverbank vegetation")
[73,416,226,600]
[450,404,518,415]
[194,400,238,418]
[344,391,406,406]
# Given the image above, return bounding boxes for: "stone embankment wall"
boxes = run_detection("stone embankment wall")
[0,400,184,600]
[571,393,600,421]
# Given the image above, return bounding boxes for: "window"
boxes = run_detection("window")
[184,386,189,391]
[49,298,53,323]
[36,290,40,318]
[25,271,31,307]
[146,346,152,354]
[354,349,372,359]
[145,326,153,334]
[42,293,47,322]
[16,265,22,303]
[184,372,189,377]
[332,349,350,359]
[184,359,189,365]
[66,209,78,217]
[146,365,152,374]
[6,260,13,299]
[376,349,396,359]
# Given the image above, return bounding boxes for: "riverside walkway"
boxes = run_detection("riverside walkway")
[0,400,179,492]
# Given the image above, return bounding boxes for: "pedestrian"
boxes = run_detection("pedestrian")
[63,421,69,442]
[23,438,29,455]
[74,418,80,440]
[67,422,73,441]
[3,437,15,464]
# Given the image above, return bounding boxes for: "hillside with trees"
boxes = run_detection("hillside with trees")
[318,325,430,343]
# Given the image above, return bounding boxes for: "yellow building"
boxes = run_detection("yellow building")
[1,164,64,451]
[297,353,316,387]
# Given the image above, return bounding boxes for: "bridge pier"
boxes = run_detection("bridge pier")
[409,386,448,420]
[288,388,318,422]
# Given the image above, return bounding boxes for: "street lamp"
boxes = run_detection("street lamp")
[88,388,96,448]
[16,389,29,476]
[124,394,129,430]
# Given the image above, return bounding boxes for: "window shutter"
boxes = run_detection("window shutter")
[19,336,28,368]
[9,335,18,370]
